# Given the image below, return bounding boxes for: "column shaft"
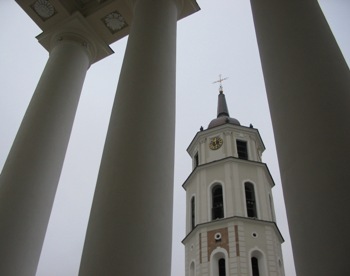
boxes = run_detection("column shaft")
[0,36,90,276]
[250,0,350,275]
[79,0,178,275]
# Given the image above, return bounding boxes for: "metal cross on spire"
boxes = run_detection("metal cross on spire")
[213,74,228,94]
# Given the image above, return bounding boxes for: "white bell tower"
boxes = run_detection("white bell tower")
[182,83,285,276]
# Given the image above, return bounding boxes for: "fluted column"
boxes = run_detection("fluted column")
[79,0,180,275]
[250,0,350,275]
[0,27,97,276]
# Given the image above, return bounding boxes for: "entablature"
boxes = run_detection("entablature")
[182,215,284,245]
[182,156,275,190]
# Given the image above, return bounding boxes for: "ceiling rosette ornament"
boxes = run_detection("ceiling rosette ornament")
[102,11,127,34]
[32,0,56,20]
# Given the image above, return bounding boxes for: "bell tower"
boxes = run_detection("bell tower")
[182,83,285,276]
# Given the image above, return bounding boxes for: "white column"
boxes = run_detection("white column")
[0,32,92,276]
[79,0,179,275]
[250,0,350,275]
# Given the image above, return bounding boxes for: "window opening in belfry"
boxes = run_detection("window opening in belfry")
[251,257,260,276]
[245,182,257,218]
[218,258,226,276]
[194,152,199,167]
[212,185,224,220]
[236,140,248,160]
[191,197,195,229]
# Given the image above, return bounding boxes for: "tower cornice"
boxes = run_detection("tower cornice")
[182,216,284,244]
[187,123,265,157]
[182,156,275,190]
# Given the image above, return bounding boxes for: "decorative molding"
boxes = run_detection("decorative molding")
[249,134,256,141]
[51,32,96,64]
[102,11,127,34]
[37,12,114,64]
[31,0,56,21]
[207,227,229,261]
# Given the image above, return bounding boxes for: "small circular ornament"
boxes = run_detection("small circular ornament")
[214,232,222,241]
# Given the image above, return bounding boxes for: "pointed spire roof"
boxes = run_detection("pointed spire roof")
[217,88,230,117]
[208,84,240,129]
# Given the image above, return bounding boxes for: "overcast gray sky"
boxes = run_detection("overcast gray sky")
[0,1,349,275]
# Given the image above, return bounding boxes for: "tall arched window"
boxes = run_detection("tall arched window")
[190,261,195,276]
[236,139,248,160]
[250,250,266,276]
[212,185,224,220]
[245,182,257,218]
[194,152,199,168]
[191,196,195,230]
[218,258,226,276]
[210,251,227,276]
[251,257,260,276]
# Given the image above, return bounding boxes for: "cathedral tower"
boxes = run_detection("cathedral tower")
[182,84,285,276]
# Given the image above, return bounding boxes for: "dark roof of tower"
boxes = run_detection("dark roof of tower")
[208,88,240,129]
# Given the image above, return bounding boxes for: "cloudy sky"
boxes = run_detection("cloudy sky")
[0,1,349,275]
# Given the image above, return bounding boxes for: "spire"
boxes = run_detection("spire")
[208,75,240,129]
[217,89,230,118]
[213,74,230,117]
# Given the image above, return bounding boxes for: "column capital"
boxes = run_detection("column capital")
[36,12,113,64]
[49,32,95,64]
[16,0,132,48]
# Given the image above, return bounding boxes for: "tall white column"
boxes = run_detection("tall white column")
[79,0,179,275]
[0,32,93,276]
[250,0,350,275]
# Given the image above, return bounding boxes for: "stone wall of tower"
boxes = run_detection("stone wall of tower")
[188,125,264,170]
[184,218,284,276]
[185,125,271,231]
[183,122,285,276]
[184,158,276,233]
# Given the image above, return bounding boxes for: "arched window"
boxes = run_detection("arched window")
[251,257,260,276]
[210,251,227,276]
[245,182,257,218]
[250,250,266,276]
[218,258,226,276]
[190,261,195,276]
[212,185,224,220]
[194,152,199,168]
[191,197,195,230]
[236,139,248,160]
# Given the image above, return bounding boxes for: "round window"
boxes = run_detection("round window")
[214,232,222,241]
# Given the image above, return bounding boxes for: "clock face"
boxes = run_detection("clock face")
[209,137,223,150]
